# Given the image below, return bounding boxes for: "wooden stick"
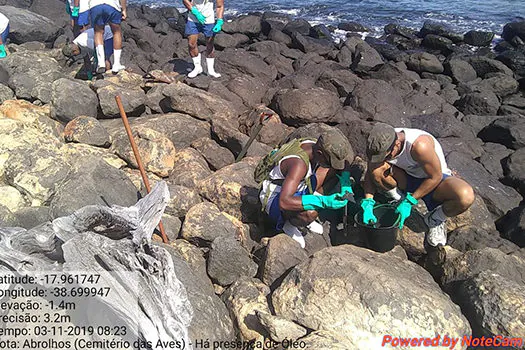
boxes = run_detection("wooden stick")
[115,95,169,243]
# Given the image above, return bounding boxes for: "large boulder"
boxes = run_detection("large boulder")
[226,75,268,107]
[50,78,98,123]
[345,79,409,126]
[28,0,69,27]
[291,32,334,56]
[350,42,384,72]
[447,225,520,254]
[207,235,258,286]
[409,113,475,139]
[181,201,239,246]
[165,184,202,218]
[216,49,278,83]
[478,116,525,150]
[496,50,525,77]
[169,148,212,189]
[503,148,525,195]
[446,151,521,218]
[272,245,471,347]
[190,137,234,171]
[197,158,260,223]
[479,142,512,179]
[463,30,494,46]
[467,56,514,78]
[96,83,146,118]
[111,126,176,178]
[271,88,341,126]
[455,90,500,116]
[444,59,477,83]
[496,205,525,247]
[502,20,525,42]
[222,15,262,36]
[456,271,525,341]
[49,157,138,219]
[64,116,111,148]
[0,6,61,43]
[163,82,237,121]
[406,52,444,74]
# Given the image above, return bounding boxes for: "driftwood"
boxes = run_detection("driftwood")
[0,181,193,350]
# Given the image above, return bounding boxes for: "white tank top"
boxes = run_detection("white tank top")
[188,0,216,24]
[388,128,451,179]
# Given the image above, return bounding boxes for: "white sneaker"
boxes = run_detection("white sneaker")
[188,65,203,78]
[283,221,305,248]
[111,63,126,73]
[96,65,106,74]
[307,221,324,235]
[424,211,447,247]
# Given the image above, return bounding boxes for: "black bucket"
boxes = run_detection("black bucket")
[355,204,400,253]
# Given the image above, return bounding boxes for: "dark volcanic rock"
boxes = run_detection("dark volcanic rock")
[351,42,384,72]
[464,30,494,46]
[479,142,513,179]
[0,5,61,44]
[446,151,522,217]
[272,87,341,126]
[282,19,311,37]
[208,235,258,286]
[338,22,369,32]
[49,157,138,219]
[422,34,454,54]
[64,116,111,148]
[479,116,525,150]
[496,50,525,77]
[502,21,525,42]
[222,15,262,36]
[496,205,525,247]
[406,52,444,74]
[216,49,278,83]
[50,79,98,123]
[409,113,475,139]
[291,32,334,56]
[503,148,525,195]
[444,59,477,83]
[448,226,520,254]
[455,91,500,116]
[191,137,234,171]
[467,56,514,78]
[13,206,50,229]
[420,21,463,43]
[165,184,202,218]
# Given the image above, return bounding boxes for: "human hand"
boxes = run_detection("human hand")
[395,193,417,229]
[121,9,127,21]
[0,44,6,58]
[213,18,224,33]
[360,198,377,225]
[336,170,353,195]
[302,193,348,211]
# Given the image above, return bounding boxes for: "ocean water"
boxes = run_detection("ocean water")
[130,0,524,37]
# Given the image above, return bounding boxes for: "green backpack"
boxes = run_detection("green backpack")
[254,138,316,209]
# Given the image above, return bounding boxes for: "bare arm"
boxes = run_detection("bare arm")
[278,158,308,212]
[216,0,224,19]
[183,0,193,11]
[410,135,443,200]
[74,0,79,7]
[363,167,376,199]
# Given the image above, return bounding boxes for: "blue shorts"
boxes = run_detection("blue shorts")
[185,20,215,37]
[267,175,318,231]
[1,24,9,44]
[90,4,122,26]
[405,173,451,211]
[78,11,90,26]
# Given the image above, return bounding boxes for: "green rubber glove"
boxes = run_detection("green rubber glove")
[87,70,93,80]
[0,44,6,58]
[213,18,224,33]
[71,6,79,17]
[302,194,348,211]
[336,171,353,195]
[191,7,206,25]
[396,193,418,229]
[360,198,377,225]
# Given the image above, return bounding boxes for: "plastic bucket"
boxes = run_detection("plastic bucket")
[355,204,400,253]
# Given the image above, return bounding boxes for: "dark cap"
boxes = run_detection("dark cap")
[317,129,352,170]
[367,123,397,163]
[62,43,76,58]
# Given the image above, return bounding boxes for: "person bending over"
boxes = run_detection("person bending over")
[362,123,474,265]
[89,0,127,74]
[257,129,354,248]
[183,0,224,78]
[62,25,114,79]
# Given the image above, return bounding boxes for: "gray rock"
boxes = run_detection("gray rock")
[444,59,477,83]
[208,235,258,286]
[0,5,61,43]
[479,116,525,150]
[438,137,484,159]
[272,245,471,347]
[420,21,463,43]
[260,234,309,288]
[448,226,520,254]
[455,90,500,116]
[282,19,311,37]
[97,84,146,118]
[291,32,334,56]
[316,69,361,98]
[267,29,291,46]
[49,157,138,219]
[467,56,514,78]
[50,78,98,123]
[222,15,262,36]
[464,30,494,46]
[256,311,307,343]
[216,49,278,83]
[264,54,294,78]
[0,83,13,103]
[446,151,521,218]
[226,75,268,107]
[0,204,18,227]
[502,21,525,42]
[181,201,238,245]
[503,148,525,196]
[272,87,341,126]
[350,42,384,72]
[422,34,454,54]
[406,52,444,74]
[461,114,500,135]
[479,142,512,179]
[496,49,525,77]
[28,0,69,28]
[496,205,525,247]
[190,137,234,171]
[13,206,50,229]
[64,116,111,148]
[456,271,525,340]
[475,73,519,98]
[409,113,475,139]
[169,148,212,189]
[144,84,170,114]
[165,184,202,218]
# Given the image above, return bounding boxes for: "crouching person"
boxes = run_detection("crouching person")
[256,129,354,248]
[362,123,475,267]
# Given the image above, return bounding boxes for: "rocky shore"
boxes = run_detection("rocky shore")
[1,0,525,348]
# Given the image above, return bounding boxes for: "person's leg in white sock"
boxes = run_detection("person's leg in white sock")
[384,187,403,201]
[188,53,203,78]
[424,205,447,247]
[109,22,125,73]
[95,45,106,73]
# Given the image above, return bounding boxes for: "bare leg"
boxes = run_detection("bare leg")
[431,177,475,217]
[287,210,318,228]
[187,34,199,57]
[206,36,215,57]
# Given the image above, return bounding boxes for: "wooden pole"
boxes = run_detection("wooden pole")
[115,95,169,243]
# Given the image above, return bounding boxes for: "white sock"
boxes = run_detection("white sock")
[385,187,403,201]
[188,53,203,78]
[96,45,105,68]
[206,57,221,78]
[283,220,305,248]
[307,221,324,235]
[430,206,448,224]
[113,49,122,67]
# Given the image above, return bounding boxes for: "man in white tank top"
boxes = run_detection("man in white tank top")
[362,123,474,269]
[259,129,354,248]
